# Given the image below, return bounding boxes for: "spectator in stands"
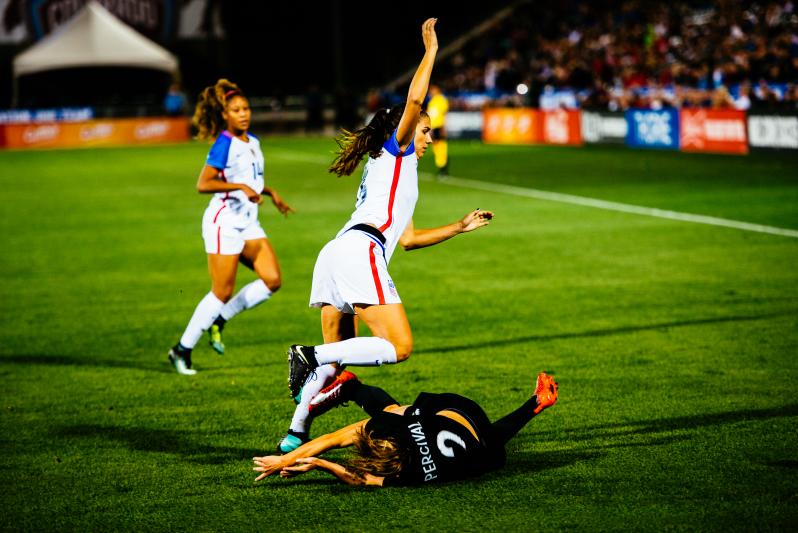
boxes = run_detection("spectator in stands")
[734,81,753,110]
[163,83,188,116]
[711,86,736,109]
[426,0,796,111]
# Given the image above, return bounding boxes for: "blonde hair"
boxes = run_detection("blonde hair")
[348,427,407,478]
[192,79,244,140]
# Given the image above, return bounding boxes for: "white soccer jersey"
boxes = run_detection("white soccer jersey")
[204,130,265,229]
[337,130,418,263]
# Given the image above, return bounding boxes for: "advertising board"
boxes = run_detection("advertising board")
[625,108,680,150]
[482,108,541,144]
[748,114,798,150]
[680,109,748,154]
[542,110,582,145]
[447,112,483,140]
[0,117,189,149]
[582,111,627,144]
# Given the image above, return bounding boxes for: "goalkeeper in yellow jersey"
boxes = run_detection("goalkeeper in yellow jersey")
[427,84,449,177]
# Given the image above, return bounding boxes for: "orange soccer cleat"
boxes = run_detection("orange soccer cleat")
[533,372,559,414]
[308,370,360,417]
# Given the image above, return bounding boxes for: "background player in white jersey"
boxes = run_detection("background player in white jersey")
[255,372,558,486]
[279,19,494,451]
[168,79,294,375]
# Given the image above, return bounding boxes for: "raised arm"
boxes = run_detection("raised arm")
[399,209,494,251]
[396,18,438,149]
[253,419,367,481]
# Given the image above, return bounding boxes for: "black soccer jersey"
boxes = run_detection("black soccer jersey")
[364,392,506,486]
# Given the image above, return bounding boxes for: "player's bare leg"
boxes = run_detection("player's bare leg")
[353,303,413,362]
[168,253,238,375]
[209,238,280,354]
[287,303,411,396]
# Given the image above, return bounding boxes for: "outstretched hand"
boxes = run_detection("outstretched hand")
[421,18,438,51]
[279,457,320,478]
[459,209,494,233]
[270,191,295,217]
[252,455,287,481]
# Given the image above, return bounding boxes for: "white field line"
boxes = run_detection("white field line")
[420,173,798,239]
[270,150,798,239]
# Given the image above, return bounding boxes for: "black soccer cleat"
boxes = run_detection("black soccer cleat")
[168,345,197,376]
[287,344,317,399]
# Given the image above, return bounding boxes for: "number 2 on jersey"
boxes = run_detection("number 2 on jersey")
[436,430,467,458]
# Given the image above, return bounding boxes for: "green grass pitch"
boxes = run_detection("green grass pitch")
[1,138,797,531]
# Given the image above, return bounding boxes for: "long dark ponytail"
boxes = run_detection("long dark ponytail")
[328,104,405,177]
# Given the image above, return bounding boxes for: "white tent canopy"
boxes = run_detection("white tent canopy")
[13,1,178,78]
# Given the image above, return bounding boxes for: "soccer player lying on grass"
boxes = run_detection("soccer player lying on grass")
[253,372,558,486]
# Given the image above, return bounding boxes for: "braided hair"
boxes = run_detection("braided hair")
[192,79,245,140]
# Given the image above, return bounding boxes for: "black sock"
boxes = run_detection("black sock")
[287,429,307,440]
[171,344,193,368]
[304,346,319,367]
[491,396,540,446]
[351,383,399,418]
[174,343,192,356]
[213,316,227,331]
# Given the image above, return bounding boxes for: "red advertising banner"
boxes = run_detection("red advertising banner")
[482,108,541,144]
[0,117,190,149]
[542,109,583,145]
[679,109,748,154]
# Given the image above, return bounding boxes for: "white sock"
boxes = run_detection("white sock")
[179,292,225,349]
[289,364,337,433]
[220,279,272,321]
[314,337,398,367]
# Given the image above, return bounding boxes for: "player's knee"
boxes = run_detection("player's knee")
[261,274,281,292]
[393,340,413,362]
[212,286,234,302]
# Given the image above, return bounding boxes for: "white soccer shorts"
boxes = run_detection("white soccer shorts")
[201,203,267,255]
[309,229,402,313]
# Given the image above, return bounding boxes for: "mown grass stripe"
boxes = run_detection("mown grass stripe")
[271,149,798,239]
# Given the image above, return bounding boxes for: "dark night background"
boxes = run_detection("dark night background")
[175,0,514,95]
[0,0,517,108]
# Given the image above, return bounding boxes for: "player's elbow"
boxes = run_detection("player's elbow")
[399,235,417,251]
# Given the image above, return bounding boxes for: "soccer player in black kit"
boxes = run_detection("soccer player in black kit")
[253,372,558,486]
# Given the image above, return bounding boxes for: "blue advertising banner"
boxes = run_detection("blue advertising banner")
[625,108,680,150]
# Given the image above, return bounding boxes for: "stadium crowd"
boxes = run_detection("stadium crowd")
[429,0,798,111]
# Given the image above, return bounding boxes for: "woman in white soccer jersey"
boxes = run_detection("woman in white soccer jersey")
[280,19,493,451]
[168,79,294,375]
